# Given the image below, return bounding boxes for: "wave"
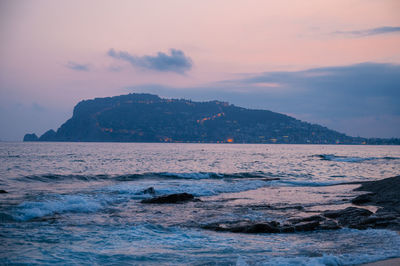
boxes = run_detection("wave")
[157,172,274,180]
[15,172,343,189]
[11,177,279,221]
[17,172,279,183]
[276,180,343,187]
[250,253,395,266]
[19,174,111,182]
[249,254,344,266]
[237,229,400,266]
[13,194,104,221]
[107,179,274,197]
[11,177,278,222]
[314,154,399,163]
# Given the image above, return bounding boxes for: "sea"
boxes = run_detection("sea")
[1,142,400,265]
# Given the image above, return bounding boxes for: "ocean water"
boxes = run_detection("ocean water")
[1,142,400,265]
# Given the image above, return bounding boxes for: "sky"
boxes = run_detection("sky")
[0,0,400,141]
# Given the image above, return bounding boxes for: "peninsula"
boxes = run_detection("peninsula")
[24,93,399,144]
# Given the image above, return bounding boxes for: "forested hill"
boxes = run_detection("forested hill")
[23,93,399,144]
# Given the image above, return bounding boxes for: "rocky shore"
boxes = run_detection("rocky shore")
[141,176,400,234]
[352,175,400,214]
[201,175,400,233]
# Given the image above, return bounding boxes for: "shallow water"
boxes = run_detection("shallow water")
[1,143,400,265]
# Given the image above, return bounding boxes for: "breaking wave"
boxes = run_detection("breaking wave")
[18,172,279,183]
[314,154,399,163]
[13,194,104,221]
[107,179,274,198]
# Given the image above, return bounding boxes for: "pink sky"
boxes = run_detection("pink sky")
[0,0,400,140]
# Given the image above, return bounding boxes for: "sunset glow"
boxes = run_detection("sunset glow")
[0,0,399,140]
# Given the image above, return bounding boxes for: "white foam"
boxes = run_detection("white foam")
[318,154,376,163]
[14,195,102,221]
[259,253,400,266]
[107,179,271,197]
[260,254,343,266]
[276,180,343,187]
[236,256,249,266]
[159,172,222,179]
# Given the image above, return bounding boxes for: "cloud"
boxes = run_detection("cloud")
[65,61,90,71]
[238,62,400,116]
[334,26,400,37]
[108,48,192,74]
[128,62,400,138]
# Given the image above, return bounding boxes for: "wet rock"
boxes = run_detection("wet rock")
[357,212,400,230]
[202,216,344,234]
[240,222,281,233]
[201,176,400,234]
[318,220,341,230]
[280,225,295,233]
[262,178,280,182]
[0,190,8,194]
[354,175,400,213]
[323,207,374,229]
[141,193,196,204]
[202,221,281,233]
[323,207,372,219]
[320,206,400,230]
[293,221,320,231]
[351,193,375,205]
[203,219,334,234]
[288,215,325,224]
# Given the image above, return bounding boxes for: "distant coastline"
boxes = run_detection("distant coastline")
[24,93,400,145]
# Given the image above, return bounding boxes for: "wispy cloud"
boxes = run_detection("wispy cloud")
[65,61,90,71]
[334,26,400,37]
[108,48,192,74]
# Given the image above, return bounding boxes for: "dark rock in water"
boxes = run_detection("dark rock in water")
[202,176,400,235]
[23,133,38,142]
[280,225,296,233]
[324,207,374,229]
[288,215,325,224]
[321,205,400,230]
[318,220,341,230]
[202,218,336,234]
[142,187,156,195]
[347,175,400,230]
[323,207,372,219]
[0,190,7,194]
[351,193,375,205]
[141,193,195,204]
[241,222,280,233]
[202,221,280,233]
[358,210,400,230]
[262,178,280,182]
[293,221,320,232]
[354,175,400,214]
[285,216,341,231]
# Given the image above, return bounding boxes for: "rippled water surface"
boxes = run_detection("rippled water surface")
[1,143,400,265]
